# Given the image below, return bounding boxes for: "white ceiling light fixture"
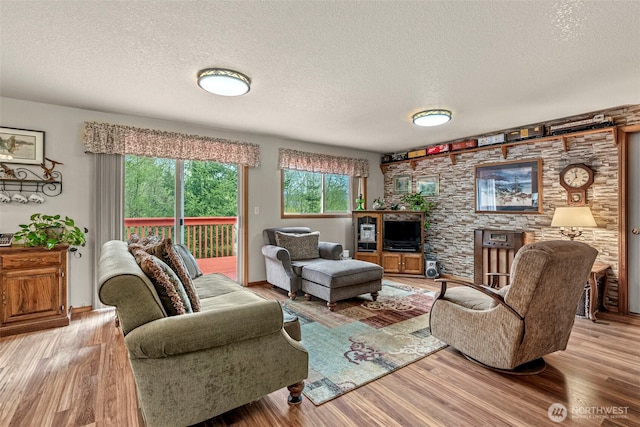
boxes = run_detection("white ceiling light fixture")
[412,109,452,127]
[197,68,251,96]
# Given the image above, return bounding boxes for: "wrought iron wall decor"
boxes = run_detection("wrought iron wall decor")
[0,166,62,197]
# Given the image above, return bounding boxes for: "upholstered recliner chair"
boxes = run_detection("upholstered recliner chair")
[261,227,383,310]
[430,240,597,373]
[261,227,343,299]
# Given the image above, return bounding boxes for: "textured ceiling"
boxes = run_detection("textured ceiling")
[1,1,639,153]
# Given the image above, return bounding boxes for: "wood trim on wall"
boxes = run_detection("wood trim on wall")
[242,165,249,286]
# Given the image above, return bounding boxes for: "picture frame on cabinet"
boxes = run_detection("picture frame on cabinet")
[416,175,439,196]
[393,175,411,194]
[475,159,542,214]
[0,127,45,165]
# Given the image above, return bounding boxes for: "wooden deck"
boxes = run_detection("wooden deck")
[196,256,237,281]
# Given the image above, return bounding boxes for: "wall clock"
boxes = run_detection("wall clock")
[559,163,594,205]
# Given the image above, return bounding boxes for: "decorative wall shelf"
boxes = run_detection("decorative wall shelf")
[0,167,62,197]
[379,126,617,171]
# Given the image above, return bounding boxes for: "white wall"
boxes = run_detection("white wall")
[0,97,383,308]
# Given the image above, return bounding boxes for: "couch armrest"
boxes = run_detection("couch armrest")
[319,241,342,260]
[261,244,295,277]
[125,299,284,359]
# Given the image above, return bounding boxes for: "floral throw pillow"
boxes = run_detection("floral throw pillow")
[140,238,201,312]
[132,249,193,316]
[275,231,320,260]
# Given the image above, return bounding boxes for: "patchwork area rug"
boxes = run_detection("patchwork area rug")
[281,280,447,405]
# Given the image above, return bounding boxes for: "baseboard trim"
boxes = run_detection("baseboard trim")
[69,305,93,314]
[247,280,269,287]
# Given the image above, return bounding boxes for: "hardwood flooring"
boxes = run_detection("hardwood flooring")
[0,277,638,426]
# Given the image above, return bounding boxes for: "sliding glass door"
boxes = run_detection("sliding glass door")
[124,156,239,281]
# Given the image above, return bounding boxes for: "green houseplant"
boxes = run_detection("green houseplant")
[372,197,385,210]
[14,213,88,254]
[401,192,435,228]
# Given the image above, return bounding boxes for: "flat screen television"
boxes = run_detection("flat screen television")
[383,220,421,252]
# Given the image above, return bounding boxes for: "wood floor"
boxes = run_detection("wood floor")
[1,277,638,427]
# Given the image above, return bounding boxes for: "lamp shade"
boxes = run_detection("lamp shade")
[551,206,597,228]
[412,109,452,127]
[197,68,251,96]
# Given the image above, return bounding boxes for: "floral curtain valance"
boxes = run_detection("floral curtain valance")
[83,122,260,167]
[278,148,369,177]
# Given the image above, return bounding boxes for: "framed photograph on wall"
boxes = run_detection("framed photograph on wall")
[393,175,411,194]
[416,175,439,196]
[0,127,45,165]
[475,159,542,213]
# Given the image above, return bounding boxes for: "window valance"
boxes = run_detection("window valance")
[278,148,369,177]
[83,122,260,167]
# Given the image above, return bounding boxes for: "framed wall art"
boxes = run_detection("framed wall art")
[0,127,45,165]
[475,159,542,214]
[393,175,410,194]
[416,175,439,196]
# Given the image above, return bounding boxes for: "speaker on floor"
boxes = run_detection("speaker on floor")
[426,259,440,279]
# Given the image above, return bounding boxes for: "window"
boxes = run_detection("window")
[282,169,350,216]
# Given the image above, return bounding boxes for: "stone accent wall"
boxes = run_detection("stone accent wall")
[380,105,640,310]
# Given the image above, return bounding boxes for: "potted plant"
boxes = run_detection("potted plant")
[14,213,88,255]
[372,197,385,210]
[401,192,435,228]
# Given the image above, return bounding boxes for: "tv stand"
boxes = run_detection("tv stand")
[353,210,425,276]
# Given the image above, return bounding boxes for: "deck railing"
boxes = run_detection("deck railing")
[124,217,236,258]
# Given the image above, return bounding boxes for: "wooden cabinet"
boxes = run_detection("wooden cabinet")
[353,210,425,276]
[0,245,69,337]
[381,252,424,275]
[354,213,382,263]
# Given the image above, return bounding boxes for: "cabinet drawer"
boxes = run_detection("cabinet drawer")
[0,250,63,269]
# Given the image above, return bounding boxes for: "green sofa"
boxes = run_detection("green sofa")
[98,240,308,427]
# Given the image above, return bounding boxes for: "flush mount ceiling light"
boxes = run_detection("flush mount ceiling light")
[197,68,251,96]
[412,109,452,127]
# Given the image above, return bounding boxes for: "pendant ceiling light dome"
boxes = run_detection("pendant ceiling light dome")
[197,68,251,96]
[412,109,452,127]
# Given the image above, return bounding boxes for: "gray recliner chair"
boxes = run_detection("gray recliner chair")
[261,227,343,299]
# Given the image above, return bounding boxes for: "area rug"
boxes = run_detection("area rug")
[281,280,447,405]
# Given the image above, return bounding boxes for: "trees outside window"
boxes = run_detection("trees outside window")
[282,169,350,215]
[124,156,175,218]
[124,156,237,219]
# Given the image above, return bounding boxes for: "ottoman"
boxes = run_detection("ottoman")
[300,259,383,310]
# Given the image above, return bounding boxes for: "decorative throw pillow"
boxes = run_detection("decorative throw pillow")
[132,249,193,316]
[127,234,160,245]
[275,231,320,260]
[142,238,201,312]
[173,244,203,279]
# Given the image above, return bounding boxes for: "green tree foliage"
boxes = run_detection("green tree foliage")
[324,174,349,212]
[184,160,237,217]
[124,156,237,218]
[283,170,321,214]
[124,156,175,218]
[283,170,349,214]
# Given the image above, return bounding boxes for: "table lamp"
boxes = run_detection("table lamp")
[550,206,597,240]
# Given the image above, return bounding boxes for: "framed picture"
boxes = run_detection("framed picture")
[0,127,45,165]
[416,175,439,196]
[475,159,542,213]
[393,175,411,194]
